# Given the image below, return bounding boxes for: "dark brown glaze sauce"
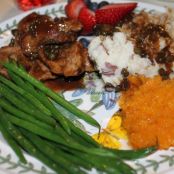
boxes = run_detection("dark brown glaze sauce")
[44,77,84,92]
[130,23,174,80]
[134,24,170,59]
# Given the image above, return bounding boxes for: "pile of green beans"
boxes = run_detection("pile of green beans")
[0,62,156,174]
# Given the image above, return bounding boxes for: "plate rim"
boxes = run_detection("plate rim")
[0,1,173,174]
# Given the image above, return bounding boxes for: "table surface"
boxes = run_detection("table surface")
[0,0,174,23]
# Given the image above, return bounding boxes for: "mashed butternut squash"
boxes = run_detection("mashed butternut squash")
[119,75,174,149]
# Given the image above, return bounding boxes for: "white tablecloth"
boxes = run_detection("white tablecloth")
[0,0,174,23]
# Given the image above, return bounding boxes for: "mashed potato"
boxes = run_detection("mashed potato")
[88,32,160,87]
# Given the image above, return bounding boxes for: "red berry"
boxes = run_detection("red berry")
[65,0,86,20]
[78,7,96,35]
[95,3,137,25]
[17,0,54,11]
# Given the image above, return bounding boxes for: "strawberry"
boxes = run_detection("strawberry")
[78,7,96,35]
[65,0,86,20]
[95,3,137,25]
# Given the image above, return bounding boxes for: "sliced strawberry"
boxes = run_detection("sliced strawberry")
[95,3,137,25]
[65,0,86,20]
[78,7,96,35]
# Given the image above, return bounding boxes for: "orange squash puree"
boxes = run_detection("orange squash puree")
[119,75,174,149]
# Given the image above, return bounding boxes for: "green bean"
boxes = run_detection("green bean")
[2,113,84,174]
[3,108,70,144]
[7,113,73,144]
[108,147,156,160]
[4,109,51,130]
[12,92,52,126]
[7,70,71,135]
[117,161,137,174]
[54,125,75,143]
[0,84,56,126]
[4,62,100,130]
[55,123,96,147]
[76,148,135,174]
[67,119,99,147]
[5,108,152,165]
[2,111,87,173]
[7,114,121,158]
[33,90,71,135]
[3,72,49,114]
[23,82,97,146]
[21,129,87,174]
[0,98,53,128]
[0,108,26,164]
[0,74,51,116]
[51,100,99,146]
[0,97,55,127]
[12,92,36,110]
[36,91,71,134]
[8,70,50,111]
[87,153,136,174]
[55,144,122,174]
[6,126,68,174]
[98,158,136,174]
[4,109,72,146]
[47,141,93,170]
[56,143,136,174]
[70,131,95,147]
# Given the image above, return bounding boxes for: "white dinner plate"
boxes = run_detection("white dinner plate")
[0,1,174,174]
